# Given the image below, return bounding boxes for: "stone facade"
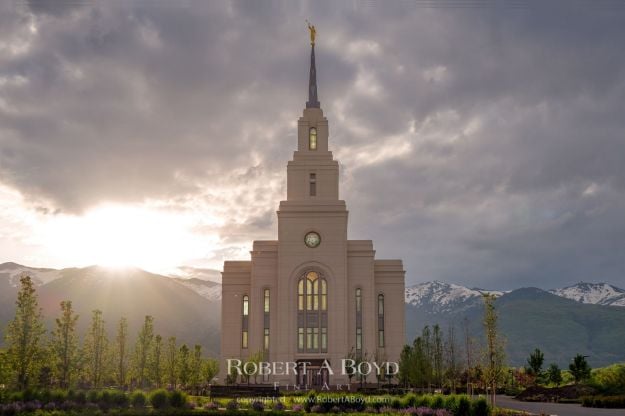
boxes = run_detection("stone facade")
[220,43,405,388]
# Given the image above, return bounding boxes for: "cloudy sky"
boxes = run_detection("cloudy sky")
[1,0,624,290]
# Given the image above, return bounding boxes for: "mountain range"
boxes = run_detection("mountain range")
[1,262,624,367]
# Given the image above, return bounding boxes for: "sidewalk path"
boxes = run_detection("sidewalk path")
[496,395,624,416]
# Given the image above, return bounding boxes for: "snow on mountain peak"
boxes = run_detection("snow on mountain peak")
[405,281,504,314]
[0,262,63,287]
[550,282,625,307]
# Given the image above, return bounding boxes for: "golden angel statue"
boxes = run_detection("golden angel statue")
[306,20,316,45]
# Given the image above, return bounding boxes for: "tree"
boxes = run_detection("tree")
[547,363,563,386]
[462,317,475,395]
[83,309,108,388]
[569,354,591,384]
[133,315,154,388]
[482,294,506,408]
[202,358,219,385]
[245,350,264,384]
[444,324,462,393]
[113,317,129,388]
[345,348,358,385]
[5,275,46,390]
[189,344,202,393]
[177,344,191,387]
[150,334,164,388]
[165,336,178,388]
[398,345,413,387]
[50,300,79,388]
[526,348,544,378]
[432,324,444,388]
[0,350,11,386]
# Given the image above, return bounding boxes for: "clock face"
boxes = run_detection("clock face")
[304,232,321,248]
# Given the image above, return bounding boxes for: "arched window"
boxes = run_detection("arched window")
[309,127,317,150]
[356,288,362,353]
[378,294,385,348]
[242,295,249,349]
[297,271,327,352]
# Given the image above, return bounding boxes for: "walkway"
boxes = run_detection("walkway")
[496,395,624,416]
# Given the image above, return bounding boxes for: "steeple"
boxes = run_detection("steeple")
[306,22,320,108]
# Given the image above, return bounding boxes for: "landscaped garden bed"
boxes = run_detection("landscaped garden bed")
[0,390,497,416]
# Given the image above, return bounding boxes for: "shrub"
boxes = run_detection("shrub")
[455,396,471,416]
[226,399,239,410]
[150,389,169,409]
[292,404,304,412]
[99,389,112,407]
[110,390,129,408]
[74,391,87,405]
[311,404,325,413]
[402,393,417,408]
[252,400,265,411]
[50,389,67,404]
[470,397,489,416]
[304,391,317,412]
[205,401,219,410]
[273,401,285,411]
[130,390,147,408]
[416,396,431,408]
[87,390,100,403]
[443,395,457,412]
[431,396,444,409]
[169,390,187,408]
[581,395,625,408]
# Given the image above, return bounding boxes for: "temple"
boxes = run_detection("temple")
[220,31,405,388]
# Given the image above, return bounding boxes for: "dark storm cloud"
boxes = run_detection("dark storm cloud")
[1,1,624,289]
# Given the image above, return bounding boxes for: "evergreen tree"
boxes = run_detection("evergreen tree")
[546,363,563,386]
[113,317,129,388]
[177,344,191,387]
[150,334,164,388]
[133,315,154,388]
[526,348,544,377]
[83,309,108,388]
[5,275,46,390]
[482,294,506,408]
[165,336,178,388]
[50,300,79,388]
[569,354,591,384]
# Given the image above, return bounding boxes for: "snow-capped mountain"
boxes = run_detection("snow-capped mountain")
[0,262,63,286]
[550,282,625,307]
[405,281,504,314]
[171,277,222,301]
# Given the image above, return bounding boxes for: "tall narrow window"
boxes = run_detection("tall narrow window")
[309,173,317,196]
[297,271,327,353]
[378,294,385,348]
[242,295,249,349]
[309,127,317,150]
[356,288,362,353]
[263,289,270,351]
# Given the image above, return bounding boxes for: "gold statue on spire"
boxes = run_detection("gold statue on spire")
[306,20,316,46]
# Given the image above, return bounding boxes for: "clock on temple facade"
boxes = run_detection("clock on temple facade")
[220,30,406,389]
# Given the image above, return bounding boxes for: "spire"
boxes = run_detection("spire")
[306,22,320,108]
